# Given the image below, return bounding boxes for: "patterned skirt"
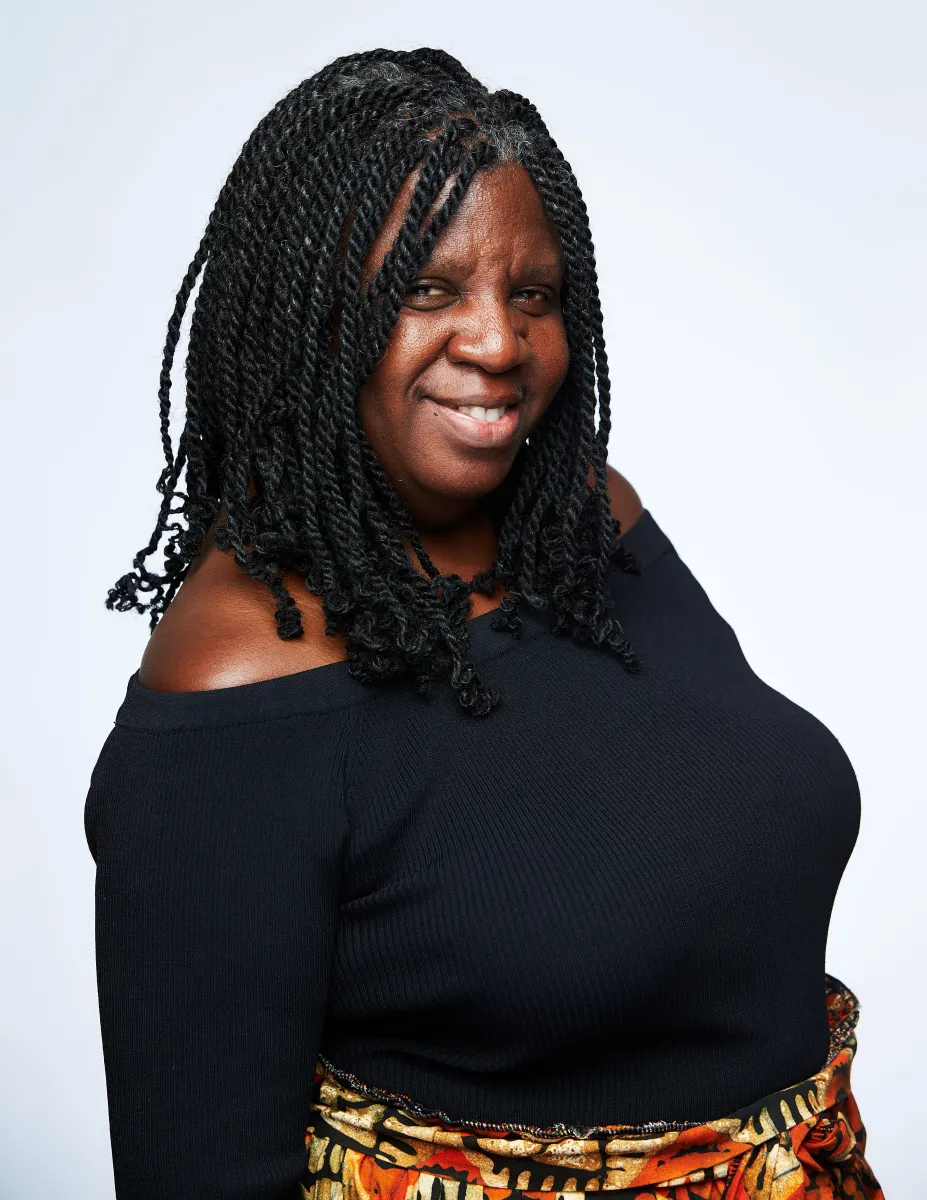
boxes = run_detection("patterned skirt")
[301,973,883,1199]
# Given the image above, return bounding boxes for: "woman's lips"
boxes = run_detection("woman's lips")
[424,397,523,449]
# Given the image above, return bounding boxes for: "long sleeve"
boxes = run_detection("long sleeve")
[84,690,350,1200]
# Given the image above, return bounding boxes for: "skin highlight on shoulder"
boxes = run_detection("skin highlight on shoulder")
[138,530,344,693]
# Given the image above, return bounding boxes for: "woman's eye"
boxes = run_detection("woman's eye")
[402,283,557,310]
[403,282,450,306]
[514,289,554,311]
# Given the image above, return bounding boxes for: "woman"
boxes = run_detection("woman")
[85,47,883,1200]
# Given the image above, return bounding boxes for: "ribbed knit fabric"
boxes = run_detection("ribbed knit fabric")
[84,510,861,1200]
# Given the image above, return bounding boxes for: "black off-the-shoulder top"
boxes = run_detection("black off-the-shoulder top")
[85,510,861,1199]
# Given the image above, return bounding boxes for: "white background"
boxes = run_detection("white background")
[2,2,924,1196]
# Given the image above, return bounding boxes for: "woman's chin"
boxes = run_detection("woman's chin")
[415,458,515,503]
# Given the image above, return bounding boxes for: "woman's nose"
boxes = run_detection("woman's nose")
[446,300,530,373]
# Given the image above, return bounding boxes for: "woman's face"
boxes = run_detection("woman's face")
[356,162,569,529]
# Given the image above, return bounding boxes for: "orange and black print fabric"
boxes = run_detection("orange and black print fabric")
[301,973,883,1199]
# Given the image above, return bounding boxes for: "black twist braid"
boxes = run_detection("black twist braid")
[107,47,639,713]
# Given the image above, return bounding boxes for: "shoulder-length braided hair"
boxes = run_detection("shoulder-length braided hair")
[108,46,639,716]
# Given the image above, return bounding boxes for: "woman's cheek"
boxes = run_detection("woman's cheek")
[538,323,570,395]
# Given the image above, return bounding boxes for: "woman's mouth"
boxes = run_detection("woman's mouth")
[455,404,509,424]
[425,397,523,449]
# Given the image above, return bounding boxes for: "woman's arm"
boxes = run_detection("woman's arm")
[85,702,349,1199]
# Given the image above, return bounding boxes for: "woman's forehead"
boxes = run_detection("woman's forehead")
[361,162,562,285]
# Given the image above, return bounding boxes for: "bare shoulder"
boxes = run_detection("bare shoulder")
[138,547,346,693]
[138,469,641,693]
[604,464,644,535]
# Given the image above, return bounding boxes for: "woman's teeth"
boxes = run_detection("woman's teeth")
[455,405,508,423]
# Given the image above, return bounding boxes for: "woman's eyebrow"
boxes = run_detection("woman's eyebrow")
[411,257,563,281]
[516,262,564,282]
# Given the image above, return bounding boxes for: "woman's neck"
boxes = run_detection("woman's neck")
[410,502,500,581]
